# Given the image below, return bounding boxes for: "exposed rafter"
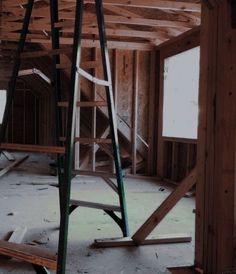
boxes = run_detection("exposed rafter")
[0,0,201,50]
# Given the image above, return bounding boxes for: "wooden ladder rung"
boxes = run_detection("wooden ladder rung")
[0,240,57,270]
[76,138,112,144]
[56,61,99,70]
[58,101,107,108]
[21,48,72,59]
[59,137,112,144]
[0,143,65,154]
[70,200,121,212]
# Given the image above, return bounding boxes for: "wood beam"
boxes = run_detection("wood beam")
[83,0,201,13]
[93,234,192,248]
[132,168,196,244]
[195,1,236,273]
[2,0,201,12]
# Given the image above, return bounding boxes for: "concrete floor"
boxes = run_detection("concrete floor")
[0,153,195,274]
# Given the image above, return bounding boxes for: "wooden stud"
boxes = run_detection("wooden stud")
[131,51,139,174]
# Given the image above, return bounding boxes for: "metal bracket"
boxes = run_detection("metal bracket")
[104,210,124,235]
[33,265,51,274]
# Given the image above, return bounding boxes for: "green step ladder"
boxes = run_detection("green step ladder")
[0,0,129,273]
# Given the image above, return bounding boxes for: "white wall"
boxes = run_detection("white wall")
[162,47,200,139]
[0,90,6,124]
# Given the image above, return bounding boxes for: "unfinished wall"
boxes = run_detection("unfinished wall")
[0,44,156,174]
[156,27,200,182]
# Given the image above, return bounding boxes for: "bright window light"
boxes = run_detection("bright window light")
[162,47,200,139]
[0,90,6,124]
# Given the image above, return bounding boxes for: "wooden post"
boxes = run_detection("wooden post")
[131,51,139,174]
[156,54,165,178]
[147,50,158,175]
[91,47,97,171]
[195,1,236,273]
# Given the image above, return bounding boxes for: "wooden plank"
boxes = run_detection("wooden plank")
[156,52,165,178]
[58,101,107,108]
[167,266,196,274]
[75,138,112,144]
[73,169,161,181]
[168,266,204,274]
[83,0,201,12]
[70,200,121,212]
[0,143,65,154]
[56,61,99,70]
[8,226,27,244]
[93,234,192,248]
[0,155,29,178]
[132,168,196,244]
[2,151,15,161]
[91,47,97,172]
[55,14,194,29]
[21,48,73,59]
[157,26,200,57]
[79,127,110,170]
[0,240,57,269]
[131,51,139,174]
[147,50,158,175]
[2,0,201,12]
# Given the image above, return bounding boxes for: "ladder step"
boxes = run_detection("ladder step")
[76,138,112,144]
[0,143,65,154]
[70,200,121,212]
[56,61,99,70]
[59,137,112,144]
[58,101,107,108]
[0,240,57,270]
[21,48,73,59]
[78,68,111,86]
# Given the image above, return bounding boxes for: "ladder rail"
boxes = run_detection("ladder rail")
[95,0,129,237]
[49,0,65,218]
[56,0,84,273]
[0,0,35,143]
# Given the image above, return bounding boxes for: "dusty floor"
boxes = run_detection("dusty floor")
[0,153,195,274]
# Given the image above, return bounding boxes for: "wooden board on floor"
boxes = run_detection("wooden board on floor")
[168,266,203,274]
[0,240,57,270]
[8,226,27,244]
[167,266,195,274]
[0,155,29,178]
[93,234,192,248]
[2,151,15,161]
[132,168,196,244]
[0,143,65,154]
